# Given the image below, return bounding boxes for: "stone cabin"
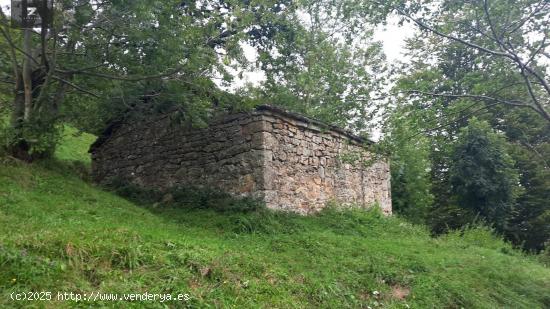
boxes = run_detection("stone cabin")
[89,105,392,215]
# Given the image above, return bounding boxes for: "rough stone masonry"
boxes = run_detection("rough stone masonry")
[89,105,392,214]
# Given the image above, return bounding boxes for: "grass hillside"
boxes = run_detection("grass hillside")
[0,127,549,308]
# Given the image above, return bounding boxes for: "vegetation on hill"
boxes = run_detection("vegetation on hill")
[1,0,548,252]
[0,129,548,308]
[384,0,550,252]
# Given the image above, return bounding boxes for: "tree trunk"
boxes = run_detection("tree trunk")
[10,75,25,128]
[8,59,51,161]
[22,28,33,121]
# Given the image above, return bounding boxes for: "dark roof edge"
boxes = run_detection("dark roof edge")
[255,105,374,144]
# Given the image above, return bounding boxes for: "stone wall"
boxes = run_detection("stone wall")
[90,106,391,214]
[90,112,268,197]
[255,108,391,214]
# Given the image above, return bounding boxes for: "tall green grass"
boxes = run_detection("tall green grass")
[0,128,548,308]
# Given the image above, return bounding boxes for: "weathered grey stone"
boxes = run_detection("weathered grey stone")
[90,105,392,215]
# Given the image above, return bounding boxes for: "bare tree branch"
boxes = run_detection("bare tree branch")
[55,66,183,82]
[406,90,549,121]
[483,0,504,48]
[407,102,500,139]
[387,0,550,122]
[0,27,20,90]
[392,5,511,59]
[35,25,57,112]
[58,63,110,74]
[0,23,41,66]
[504,0,548,36]
[518,66,550,121]
[51,75,100,98]
[22,29,33,120]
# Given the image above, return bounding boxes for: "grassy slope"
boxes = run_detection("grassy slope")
[0,129,549,308]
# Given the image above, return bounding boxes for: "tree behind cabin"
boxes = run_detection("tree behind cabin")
[449,118,519,232]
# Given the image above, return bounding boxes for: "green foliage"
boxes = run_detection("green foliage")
[448,118,520,232]
[384,105,433,224]
[0,119,61,160]
[240,0,387,133]
[389,0,550,251]
[498,111,550,252]
[1,0,321,153]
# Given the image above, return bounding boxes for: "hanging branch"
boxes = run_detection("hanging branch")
[55,66,183,82]
[384,0,550,122]
[51,76,100,98]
